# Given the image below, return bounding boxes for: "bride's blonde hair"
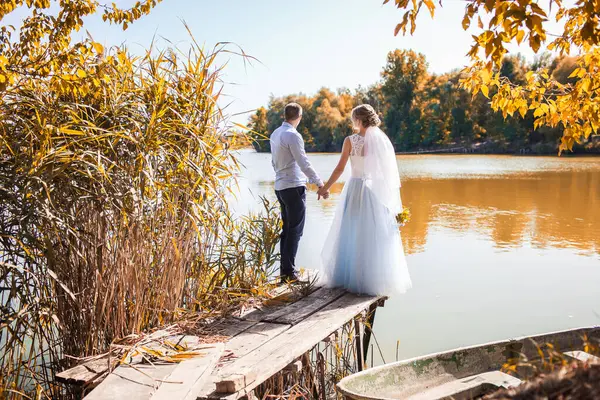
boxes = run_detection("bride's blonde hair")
[351,104,381,129]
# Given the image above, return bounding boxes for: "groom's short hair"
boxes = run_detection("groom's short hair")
[284,103,302,121]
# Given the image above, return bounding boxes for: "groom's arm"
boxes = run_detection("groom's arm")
[288,132,323,187]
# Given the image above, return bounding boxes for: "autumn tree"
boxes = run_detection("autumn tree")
[551,56,579,84]
[312,88,354,150]
[0,1,162,93]
[384,0,600,152]
[355,83,386,112]
[250,51,600,154]
[380,49,428,149]
[500,55,529,85]
[249,106,270,151]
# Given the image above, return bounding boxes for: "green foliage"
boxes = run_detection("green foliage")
[249,49,599,154]
[380,50,428,150]
[248,89,355,153]
[249,107,270,152]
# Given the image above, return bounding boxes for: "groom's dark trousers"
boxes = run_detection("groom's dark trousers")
[275,186,306,278]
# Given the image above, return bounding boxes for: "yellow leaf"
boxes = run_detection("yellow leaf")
[93,42,104,54]
[580,78,591,93]
[462,15,471,30]
[525,71,534,81]
[568,68,581,78]
[516,30,525,44]
[530,3,548,17]
[481,85,489,98]
[530,34,541,53]
[394,23,403,36]
[76,69,87,78]
[534,107,544,118]
[59,128,84,136]
[423,0,435,17]
[519,106,528,118]
[480,68,491,83]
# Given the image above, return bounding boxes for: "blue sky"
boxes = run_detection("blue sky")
[3,0,560,124]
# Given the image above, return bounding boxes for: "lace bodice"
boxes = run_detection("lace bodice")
[349,134,365,156]
[348,134,365,178]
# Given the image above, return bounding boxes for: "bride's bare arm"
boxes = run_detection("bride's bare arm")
[319,137,351,196]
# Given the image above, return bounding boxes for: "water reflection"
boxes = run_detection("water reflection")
[400,171,600,256]
[234,151,600,362]
[245,170,600,257]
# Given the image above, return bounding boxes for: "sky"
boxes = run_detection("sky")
[3,0,562,124]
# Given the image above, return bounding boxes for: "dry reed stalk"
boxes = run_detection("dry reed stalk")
[0,34,280,399]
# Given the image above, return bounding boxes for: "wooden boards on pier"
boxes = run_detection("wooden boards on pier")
[60,282,385,400]
[208,292,384,399]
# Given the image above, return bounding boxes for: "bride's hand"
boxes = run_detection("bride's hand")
[317,186,330,200]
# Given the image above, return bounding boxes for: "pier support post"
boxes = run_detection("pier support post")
[362,303,378,367]
[317,352,327,400]
[354,318,364,372]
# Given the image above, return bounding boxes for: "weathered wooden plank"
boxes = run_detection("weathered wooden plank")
[238,276,320,322]
[56,333,222,388]
[237,284,294,322]
[84,363,177,400]
[214,294,384,398]
[215,372,257,395]
[194,323,291,399]
[238,304,286,323]
[263,288,346,325]
[151,344,224,400]
[80,323,258,399]
[56,355,117,386]
[208,318,257,337]
[223,322,290,358]
[238,287,304,322]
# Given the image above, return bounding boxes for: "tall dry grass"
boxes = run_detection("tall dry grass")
[0,36,280,398]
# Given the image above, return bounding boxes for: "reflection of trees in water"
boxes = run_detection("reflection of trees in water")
[255,171,600,257]
[401,171,600,255]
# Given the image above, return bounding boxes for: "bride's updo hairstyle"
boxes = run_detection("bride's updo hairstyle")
[351,104,381,129]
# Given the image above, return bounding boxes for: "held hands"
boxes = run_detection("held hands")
[317,185,330,200]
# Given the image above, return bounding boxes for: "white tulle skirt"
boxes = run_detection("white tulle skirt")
[320,178,412,296]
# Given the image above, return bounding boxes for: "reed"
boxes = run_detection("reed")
[0,36,280,398]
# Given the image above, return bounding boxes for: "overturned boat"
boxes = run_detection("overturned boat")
[337,326,600,400]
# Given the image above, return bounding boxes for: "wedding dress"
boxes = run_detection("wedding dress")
[320,127,412,296]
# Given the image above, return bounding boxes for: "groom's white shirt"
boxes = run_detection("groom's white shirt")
[270,122,323,191]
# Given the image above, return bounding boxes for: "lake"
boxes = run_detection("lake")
[232,149,600,364]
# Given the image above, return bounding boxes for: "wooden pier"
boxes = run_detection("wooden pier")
[57,283,386,399]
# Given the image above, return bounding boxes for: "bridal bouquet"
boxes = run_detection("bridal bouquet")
[395,207,411,228]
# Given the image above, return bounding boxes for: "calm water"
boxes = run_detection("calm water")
[232,149,600,364]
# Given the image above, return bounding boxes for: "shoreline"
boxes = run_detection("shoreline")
[242,146,600,157]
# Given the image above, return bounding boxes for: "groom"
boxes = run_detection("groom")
[270,103,329,284]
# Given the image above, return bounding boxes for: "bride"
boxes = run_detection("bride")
[317,104,412,296]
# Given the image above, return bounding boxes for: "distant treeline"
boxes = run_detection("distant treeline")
[248,50,600,155]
